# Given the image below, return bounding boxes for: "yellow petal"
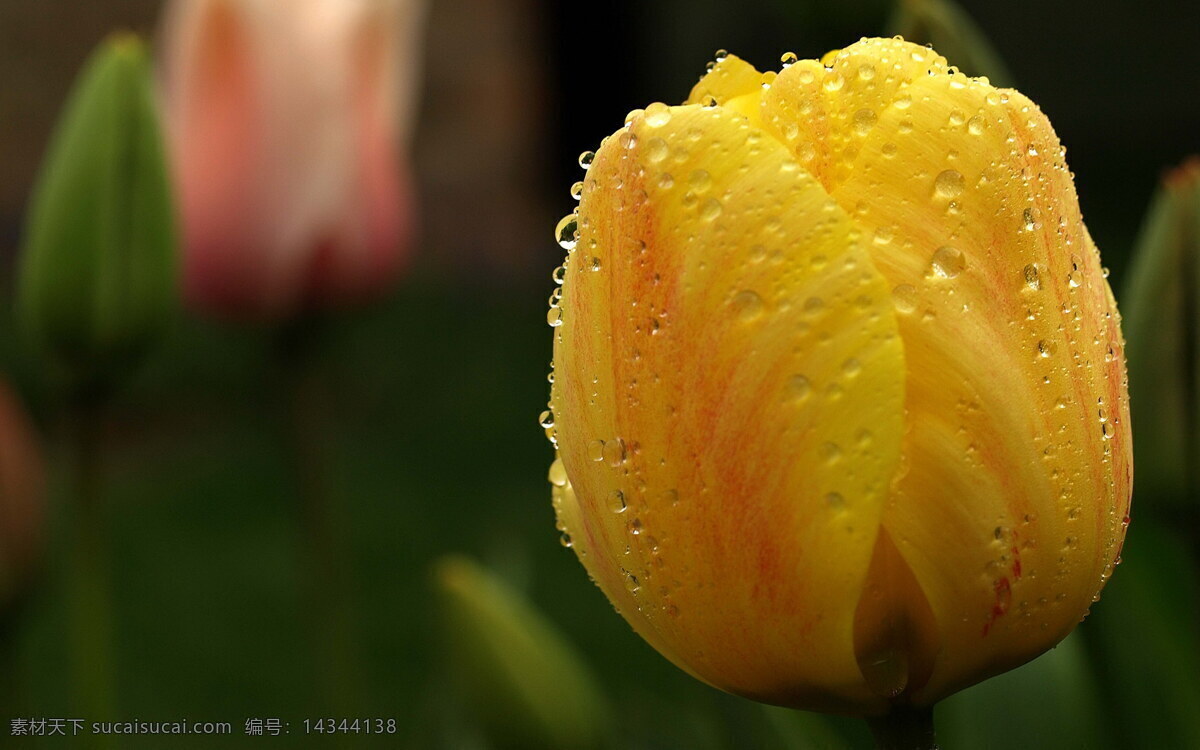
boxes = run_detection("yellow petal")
[760,37,949,192]
[551,103,907,713]
[685,54,762,106]
[757,38,1130,703]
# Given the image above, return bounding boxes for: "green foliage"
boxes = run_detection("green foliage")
[1083,521,1200,750]
[887,0,1016,87]
[937,630,1109,750]
[435,554,611,750]
[1121,162,1200,506]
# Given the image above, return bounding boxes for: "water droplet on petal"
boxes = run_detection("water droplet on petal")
[731,290,764,320]
[892,284,918,314]
[548,458,568,487]
[929,246,965,278]
[555,214,579,251]
[786,374,811,402]
[644,102,672,128]
[587,440,606,462]
[1023,263,1041,290]
[934,169,965,198]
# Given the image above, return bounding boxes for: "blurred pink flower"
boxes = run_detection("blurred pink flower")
[0,381,44,608]
[159,0,423,319]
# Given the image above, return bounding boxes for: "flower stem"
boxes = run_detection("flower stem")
[276,318,363,717]
[65,390,116,734]
[866,705,938,750]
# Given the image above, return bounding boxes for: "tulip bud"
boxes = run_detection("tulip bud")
[1121,158,1200,504]
[158,0,421,320]
[435,556,610,750]
[17,35,178,385]
[0,381,46,610]
[547,38,1131,716]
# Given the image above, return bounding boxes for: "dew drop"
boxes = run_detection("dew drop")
[546,307,563,327]
[570,181,584,200]
[825,492,846,509]
[645,137,669,163]
[934,169,965,198]
[699,197,723,222]
[1023,263,1041,290]
[853,108,877,136]
[1023,207,1041,232]
[603,438,627,467]
[1037,339,1057,358]
[548,458,568,487]
[688,169,713,193]
[892,284,918,314]
[731,290,764,320]
[780,51,798,67]
[555,214,579,251]
[578,150,595,170]
[929,246,965,278]
[786,374,812,402]
[644,102,672,128]
[538,409,554,429]
[609,490,627,514]
[587,440,606,462]
[820,442,842,464]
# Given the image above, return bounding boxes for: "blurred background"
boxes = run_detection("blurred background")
[0,0,1197,747]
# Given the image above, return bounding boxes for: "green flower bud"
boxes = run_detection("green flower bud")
[17,33,177,388]
[1122,158,1200,505]
[435,555,610,750]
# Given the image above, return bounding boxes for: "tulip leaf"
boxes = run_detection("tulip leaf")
[1082,520,1200,749]
[936,629,1108,749]
[886,0,1016,88]
[1122,160,1200,506]
[17,33,177,387]
[435,555,611,750]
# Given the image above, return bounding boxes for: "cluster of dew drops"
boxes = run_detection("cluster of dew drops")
[539,146,599,551]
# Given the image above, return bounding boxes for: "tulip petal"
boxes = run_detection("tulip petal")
[760,37,949,193]
[686,54,763,106]
[758,38,1129,703]
[551,103,907,712]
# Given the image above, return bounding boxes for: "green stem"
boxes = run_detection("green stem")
[276,319,363,720]
[867,705,938,750]
[65,392,116,739]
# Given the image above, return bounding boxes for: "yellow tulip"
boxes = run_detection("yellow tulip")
[546,37,1131,717]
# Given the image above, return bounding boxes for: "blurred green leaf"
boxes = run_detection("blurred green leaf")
[886,0,1016,87]
[1083,520,1200,749]
[937,629,1108,749]
[435,554,612,750]
[17,33,177,390]
[1121,159,1200,506]
[761,705,853,750]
